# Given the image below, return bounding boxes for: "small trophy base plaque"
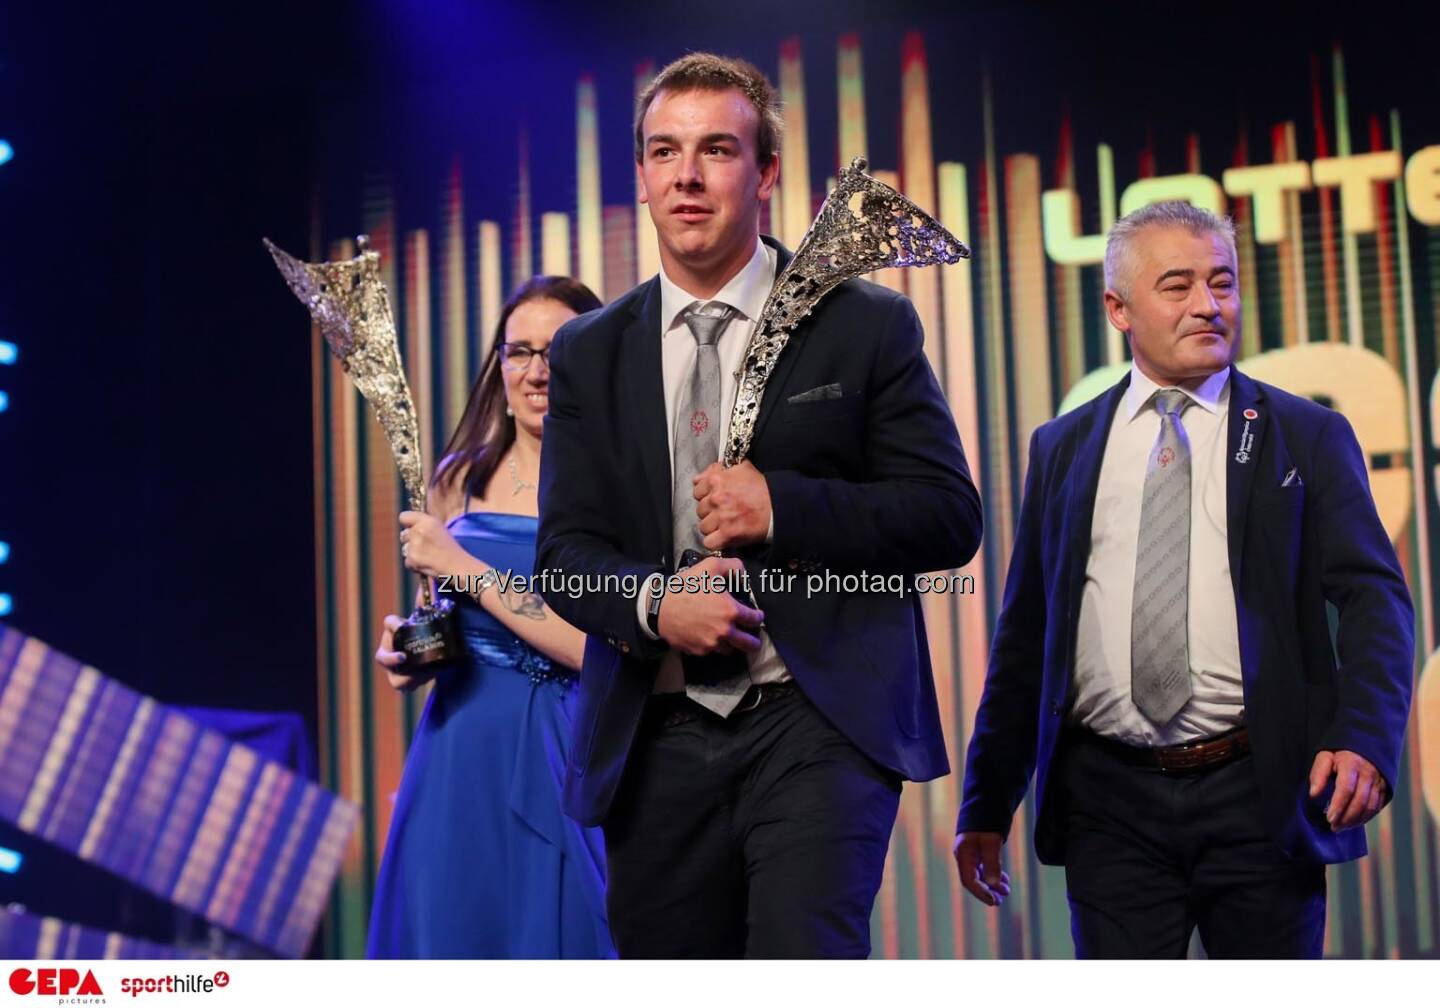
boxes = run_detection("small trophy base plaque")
[391,598,462,670]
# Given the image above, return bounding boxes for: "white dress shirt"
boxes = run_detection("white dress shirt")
[1070,363,1245,745]
[635,239,789,692]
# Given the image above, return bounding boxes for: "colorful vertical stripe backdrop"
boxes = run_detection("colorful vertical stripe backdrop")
[308,29,1440,958]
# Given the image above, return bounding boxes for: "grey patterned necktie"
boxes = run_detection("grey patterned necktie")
[672,303,752,716]
[1131,388,1195,725]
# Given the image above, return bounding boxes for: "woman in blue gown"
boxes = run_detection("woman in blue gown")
[366,277,613,959]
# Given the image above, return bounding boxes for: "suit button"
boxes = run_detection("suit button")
[620,642,631,654]
[1050,703,1061,717]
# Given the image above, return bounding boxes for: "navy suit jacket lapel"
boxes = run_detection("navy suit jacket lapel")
[621,277,673,565]
[1065,377,1128,668]
[1225,368,1265,589]
[747,238,799,449]
[1225,367,1266,693]
[1063,377,1129,666]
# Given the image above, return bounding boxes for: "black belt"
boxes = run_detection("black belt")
[1077,726,1251,773]
[645,681,799,730]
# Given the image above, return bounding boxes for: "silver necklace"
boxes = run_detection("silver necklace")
[507,455,536,496]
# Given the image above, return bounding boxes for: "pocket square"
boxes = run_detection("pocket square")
[1281,467,1303,488]
[787,382,843,404]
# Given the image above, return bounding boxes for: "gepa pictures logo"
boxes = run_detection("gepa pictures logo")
[8,968,104,997]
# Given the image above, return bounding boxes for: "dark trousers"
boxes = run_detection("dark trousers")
[601,687,901,958]
[1060,732,1327,958]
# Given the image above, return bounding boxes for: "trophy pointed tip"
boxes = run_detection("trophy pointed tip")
[357,234,371,251]
[850,156,868,173]
[262,237,297,263]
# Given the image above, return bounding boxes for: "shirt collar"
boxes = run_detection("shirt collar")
[1123,362,1231,421]
[658,239,775,334]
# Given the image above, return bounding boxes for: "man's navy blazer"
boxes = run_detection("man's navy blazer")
[957,368,1414,865]
[537,238,983,827]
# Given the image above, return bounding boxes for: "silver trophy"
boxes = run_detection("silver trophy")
[724,156,970,464]
[265,236,462,670]
[675,157,971,581]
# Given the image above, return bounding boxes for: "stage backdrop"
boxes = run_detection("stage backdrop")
[304,11,1440,958]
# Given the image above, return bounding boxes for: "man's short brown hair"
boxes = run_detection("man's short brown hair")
[633,52,784,166]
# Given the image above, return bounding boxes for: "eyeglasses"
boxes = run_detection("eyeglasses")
[498,343,550,371]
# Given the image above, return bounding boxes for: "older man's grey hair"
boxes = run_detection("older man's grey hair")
[1103,200,1238,300]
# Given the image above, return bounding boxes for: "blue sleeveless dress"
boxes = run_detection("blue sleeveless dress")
[366,512,613,958]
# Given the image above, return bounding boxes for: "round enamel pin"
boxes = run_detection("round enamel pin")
[1243,408,1258,420]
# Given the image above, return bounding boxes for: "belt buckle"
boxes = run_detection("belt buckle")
[1157,735,1229,773]
[1159,748,1199,773]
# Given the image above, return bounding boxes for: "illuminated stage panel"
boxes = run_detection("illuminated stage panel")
[1230,132,1266,360]
[403,232,435,471]
[576,75,603,298]
[602,205,637,304]
[1098,143,1122,365]
[1005,153,1053,474]
[836,34,866,169]
[1310,57,1344,346]
[900,31,941,368]
[476,220,503,358]
[541,212,572,277]
[1331,47,1364,349]
[513,131,533,288]
[0,909,207,959]
[1053,113,1086,394]
[0,628,358,957]
[1277,122,1312,346]
[441,159,468,435]
[776,38,811,251]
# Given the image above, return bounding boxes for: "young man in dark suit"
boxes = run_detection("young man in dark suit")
[953,200,1414,957]
[536,53,982,957]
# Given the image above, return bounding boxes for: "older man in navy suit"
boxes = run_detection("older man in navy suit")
[953,200,1414,958]
[538,53,981,958]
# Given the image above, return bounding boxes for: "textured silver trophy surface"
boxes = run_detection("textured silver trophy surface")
[264,235,461,669]
[724,156,971,465]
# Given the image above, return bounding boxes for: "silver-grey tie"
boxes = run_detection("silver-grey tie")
[673,304,752,717]
[1131,388,1195,725]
